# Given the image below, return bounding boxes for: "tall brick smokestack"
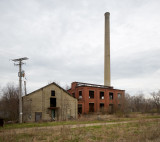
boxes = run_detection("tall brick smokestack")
[104,12,111,86]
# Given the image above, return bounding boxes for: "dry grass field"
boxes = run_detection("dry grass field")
[0,113,160,142]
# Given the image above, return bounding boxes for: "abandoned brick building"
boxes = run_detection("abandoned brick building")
[22,82,77,122]
[67,82,125,114]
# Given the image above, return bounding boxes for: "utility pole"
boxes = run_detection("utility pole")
[24,81,27,95]
[12,57,28,123]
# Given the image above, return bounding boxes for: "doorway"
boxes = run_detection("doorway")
[35,112,42,122]
[51,110,55,120]
[109,104,114,114]
[78,104,82,114]
[50,98,56,107]
[89,103,94,112]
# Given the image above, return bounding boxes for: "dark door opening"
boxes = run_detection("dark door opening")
[50,98,56,107]
[100,103,104,111]
[109,104,114,114]
[78,104,82,114]
[0,119,4,127]
[89,103,94,112]
[51,109,55,120]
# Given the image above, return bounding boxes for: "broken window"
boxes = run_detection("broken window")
[109,92,114,100]
[100,92,104,99]
[89,91,94,99]
[79,91,82,99]
[89,103,94,112]
[51,90,55,96]
[118,93,122,99]
[78,104,82,114]
[50,98,56,107]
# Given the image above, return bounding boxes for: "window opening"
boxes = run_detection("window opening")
[100,92,104,99]
[79,91,82,99]
[51,90,55,96]
[118,93,122,99]
[109,92,114,100]
[89,91,94,98]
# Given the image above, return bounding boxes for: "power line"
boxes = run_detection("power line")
[12,57,28,123]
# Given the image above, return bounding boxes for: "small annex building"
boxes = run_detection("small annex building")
[68,82,125,114]
[22,82,77,122]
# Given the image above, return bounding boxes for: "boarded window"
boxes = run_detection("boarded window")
[78,104,82,114]
[89,103,94,112]
[100,92,104,99]
[109,92,114,100]
[89,91,94,99]
[51,90,55,96]
[50,98,56,107]
[79,91,82,99]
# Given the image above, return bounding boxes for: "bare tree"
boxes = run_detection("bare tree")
[117,93,132,116]
[144,98,155,113]
[0,83,19,121]
[121,93,153,115]
[151,90,160,113]
[133,94,146,112]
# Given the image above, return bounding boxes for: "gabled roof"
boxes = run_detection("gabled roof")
[23,82,74,98]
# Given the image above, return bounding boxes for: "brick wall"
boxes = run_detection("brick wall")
[68,82,125,114]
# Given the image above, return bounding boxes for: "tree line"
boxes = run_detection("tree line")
[123,92,160,114]
[0,83,19,122]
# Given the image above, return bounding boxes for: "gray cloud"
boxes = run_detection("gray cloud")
[0,0,160,96]
[112,49,160,79]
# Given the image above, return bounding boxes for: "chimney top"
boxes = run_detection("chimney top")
[104,12,110,16]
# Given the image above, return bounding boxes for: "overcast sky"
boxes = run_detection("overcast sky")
[0,0,160,97]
